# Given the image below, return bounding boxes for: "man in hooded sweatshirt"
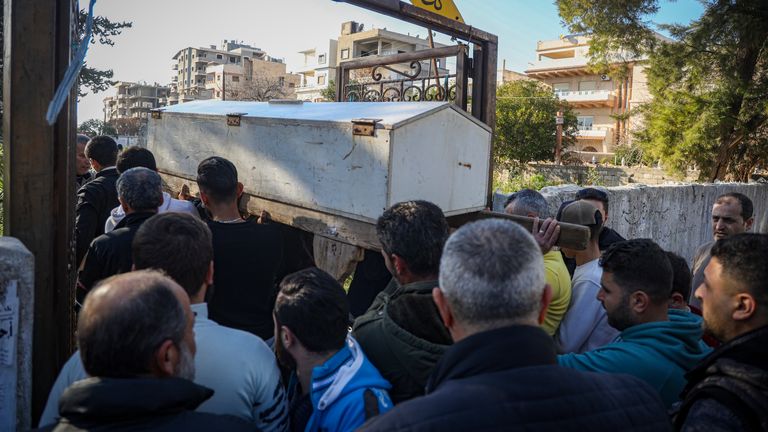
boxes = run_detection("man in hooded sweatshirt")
[274,268,392,432]
[558,239,711,407]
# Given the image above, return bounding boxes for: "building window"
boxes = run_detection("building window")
[229,56,236,63]
[318,54,326,64]
[577,116,594,131]
[579,81,597,91]
[289,82,295,88]
[232,76,240,82]
[279,77,285,87]
[318,75,326,85]
[553,83,570,93]
[341,49,350,59]
[217,54,223,59]
[217,75,221,82]
[200,53,206,58]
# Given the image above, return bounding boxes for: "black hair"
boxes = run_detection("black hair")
[84,135,118,167]
[196,156,238,205]
[504,189,549,218]
[576,187,610,214]
[78,271,187,378]
[665,251,692,301]
[715,192,754,220]
[376,200,448,276]
[274,268,349,353]
[76,134,91,146]
[133,213,213,299]
[117,147,157,173]
[599,239,673,304]
[711,233,768,312]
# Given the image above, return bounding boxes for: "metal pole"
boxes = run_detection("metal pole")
[555,111,563,164]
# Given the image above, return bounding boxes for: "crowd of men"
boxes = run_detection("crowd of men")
[39,134,768,431]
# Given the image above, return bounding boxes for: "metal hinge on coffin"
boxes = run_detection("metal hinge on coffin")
[226,113,247,127]
[351,118,382,137]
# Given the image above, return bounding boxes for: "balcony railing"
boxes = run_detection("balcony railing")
[576,127,613,138]
[555,89,614,102]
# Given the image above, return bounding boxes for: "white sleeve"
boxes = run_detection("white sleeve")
[555,280,603,354]
[38,351,88,427]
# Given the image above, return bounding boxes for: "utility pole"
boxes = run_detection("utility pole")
[222,69,226,101]
[555,111,563,164]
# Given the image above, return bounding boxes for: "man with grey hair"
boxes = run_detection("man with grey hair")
[505,189,571,336]
[359,219,671,431]
[78,167,163,295]
[38,271,254,431]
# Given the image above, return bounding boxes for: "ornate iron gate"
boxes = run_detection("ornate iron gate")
[336,45,470,112]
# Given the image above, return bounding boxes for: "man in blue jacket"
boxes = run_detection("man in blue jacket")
[559,239,711,407]
[274,268,392,432]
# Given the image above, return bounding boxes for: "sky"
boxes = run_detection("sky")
[78,0,705,122]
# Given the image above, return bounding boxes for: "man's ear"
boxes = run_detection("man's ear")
[199,190,210,207]
[152,339,179,377]
[432,287,454,330]
[118,196,129,213]
[205,261,214,286]
[669,292,687,310]
[538,284,553,325]
[630,291,650,314]
[280,325,295,349]
[745,217,755,231]
[733,293,757,322]
[236,182,244,198]
[391,254,409,278]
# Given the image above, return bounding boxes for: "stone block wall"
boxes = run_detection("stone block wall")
[494,182,768,265]
[526,163,700,187]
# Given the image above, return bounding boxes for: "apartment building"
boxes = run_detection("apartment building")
[103,81,169,121]
[169,40,293,104]
[295,21,448,102]
[525,35,651,155]
[205,59,300,101]
[295,40,338,102]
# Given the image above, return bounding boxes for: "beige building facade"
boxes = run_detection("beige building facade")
[170,40,296,104]
[294,21,448,102]
[205,59,299,101]
[103,81,169,121]
[295,40,338,102]
[525,35,650,156]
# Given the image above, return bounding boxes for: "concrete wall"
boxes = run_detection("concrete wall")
[525,163,701,186]
[0,237,34,430]
[494,182,768,264]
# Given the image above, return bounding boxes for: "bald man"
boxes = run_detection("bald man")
[37,271,254,432]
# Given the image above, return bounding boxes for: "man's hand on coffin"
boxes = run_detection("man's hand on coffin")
[532,217,560,255]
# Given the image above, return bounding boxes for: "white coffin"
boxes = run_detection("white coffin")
[147,100,491,225]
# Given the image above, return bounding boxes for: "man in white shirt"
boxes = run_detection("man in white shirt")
[104,146,197,232]
[555,200,619,353]
[40,213,287,432]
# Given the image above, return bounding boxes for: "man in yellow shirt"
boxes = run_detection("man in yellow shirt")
[505,189,572,335]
